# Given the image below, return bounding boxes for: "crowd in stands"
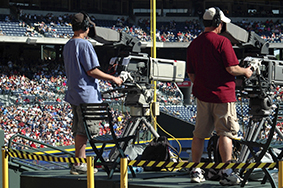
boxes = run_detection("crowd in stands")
[2,55,282,148]
[3,102,133,149]
[113,17,283,42]
[234,19,283,43]
[23,14,283,43]
[1,12,283,42]
[1,11,283,148]
[156,82,183,105]
[2,103,73,148]
[0,57,182,148]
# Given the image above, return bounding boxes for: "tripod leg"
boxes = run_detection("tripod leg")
[238,120,256,162]
[120,117,137,138]
[108,117,141,161]
[126,117,143,137]
[275,126,283,140]
[140,117,178,161]
[239,117,266,162]
[140,117,160,138]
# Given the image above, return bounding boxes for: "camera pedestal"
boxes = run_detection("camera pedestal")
[109,105,160,161]
[236,97,283,187]
[238,96,277,162]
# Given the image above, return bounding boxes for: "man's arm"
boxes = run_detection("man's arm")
[87,68,123,86]
[226,65,253,78]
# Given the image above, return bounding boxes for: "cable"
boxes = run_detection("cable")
[149,102,183,160]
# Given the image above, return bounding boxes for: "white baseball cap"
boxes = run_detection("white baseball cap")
[203,7,231,23]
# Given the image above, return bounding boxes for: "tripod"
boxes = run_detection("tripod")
[236,97,283,187]
[108,111,160,161]
[238,114,271,163]
[106,87,177,163]
[118,89,160,141]
[238,97,283,163]
[108,90,161,161]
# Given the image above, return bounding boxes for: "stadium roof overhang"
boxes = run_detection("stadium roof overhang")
[1,35,281,50]
[0,36,191,48]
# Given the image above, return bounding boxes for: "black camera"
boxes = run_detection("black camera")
[220,22,283,116]
[235,56,283,98]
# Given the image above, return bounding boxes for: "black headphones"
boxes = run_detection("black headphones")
[80,11,90,31]
[212,7,221,27]
[72,11,90,31]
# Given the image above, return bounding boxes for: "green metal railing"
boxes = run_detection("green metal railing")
[8,133,75,171]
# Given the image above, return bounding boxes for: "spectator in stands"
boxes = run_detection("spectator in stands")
[5,15,10,22]
[0,29,5,36]
[63,12,123,175]
[186,7,253,185]
[7,58,13,70]
[23,97,30,104]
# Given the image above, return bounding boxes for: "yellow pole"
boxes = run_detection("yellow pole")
[87,156,95,188]
[150,0,156,59]
[120,158,128,188]
[150,0,157,131]
[279,160,283,188]
[2,147,8,188]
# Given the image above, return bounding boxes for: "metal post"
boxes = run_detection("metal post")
[279,160,283,188]
[87,156,95,188]
[150,0,157,131]
[120,158,128,188]
[2,147,8,188]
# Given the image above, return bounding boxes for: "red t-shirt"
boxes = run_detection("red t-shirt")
[186,32,239,103]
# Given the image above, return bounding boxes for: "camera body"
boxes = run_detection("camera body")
[89,26,186,113]
[107,53,186,114]
[219,22,283,116]
[235,56,283,116]
[236,56,283,98]
[88,26,186,86]
[108,53,186,86]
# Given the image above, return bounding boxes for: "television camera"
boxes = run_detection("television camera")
[220,23,283,175]
[220,22,283,116]
[88,26,186,162]
[89,26,186,116]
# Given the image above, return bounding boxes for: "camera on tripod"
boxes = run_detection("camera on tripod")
[235,56,283,97]
[107,53,186,116]
[220,22,283,116]
[235,56,283,116]
[89,26,186,116]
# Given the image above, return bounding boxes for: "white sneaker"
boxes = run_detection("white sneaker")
[190,168,205,183]
[219,171,242,186]
[70,163,98,175]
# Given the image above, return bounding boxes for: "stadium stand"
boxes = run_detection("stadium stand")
[1,11,282,42]
[1,6,283,148]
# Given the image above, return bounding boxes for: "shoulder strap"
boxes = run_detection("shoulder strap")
[164,138,180,162]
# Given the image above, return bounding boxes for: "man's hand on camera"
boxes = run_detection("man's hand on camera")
[245,66,253,78]
[113,76,123,86]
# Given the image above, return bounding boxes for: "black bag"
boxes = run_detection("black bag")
[206,133,241,180]
[207,134,221,163]
[206,134,222,180]
[140,136,179,171]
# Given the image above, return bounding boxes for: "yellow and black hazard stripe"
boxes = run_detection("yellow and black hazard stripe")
[4,148,277,170]
[6,148,87,164]
[128,160,276,170]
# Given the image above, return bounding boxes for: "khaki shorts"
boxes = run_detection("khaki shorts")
[71,104,100,137]
[193,99,239,139]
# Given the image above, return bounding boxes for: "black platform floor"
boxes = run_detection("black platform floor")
[20,168,277,188]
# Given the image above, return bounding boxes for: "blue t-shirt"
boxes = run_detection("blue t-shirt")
[63,38,102,105]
